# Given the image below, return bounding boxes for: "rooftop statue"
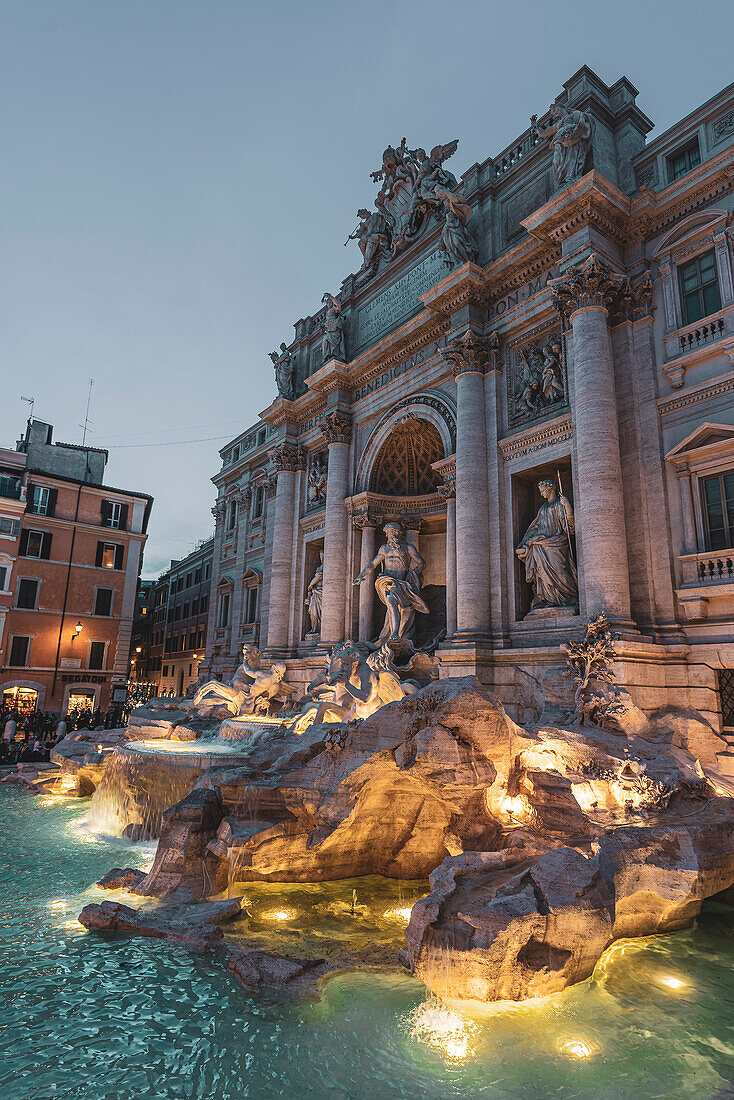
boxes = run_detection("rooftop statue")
[533,101,594,188]
[346,137,474,278]
[269,343,296,400]
[320,293,345,363]
[516,478,578,613]
[354,521,429,652]
[193,644,296,716]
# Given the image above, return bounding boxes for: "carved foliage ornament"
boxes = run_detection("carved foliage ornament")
[551,253,625,321]
[320,410,352,446]
[443,329,500,378]
[273,442,306,473]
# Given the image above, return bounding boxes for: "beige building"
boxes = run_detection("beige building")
[202,67,734,733]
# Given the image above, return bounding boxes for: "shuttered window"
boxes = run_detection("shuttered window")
[101,500,128,530]
[94,588,113,616]
[8,636,30,667]
[16,578,39,609]
[19,529,52,559]
[96,541,124,569]
[89,641,106,670]
[27,485,57,517]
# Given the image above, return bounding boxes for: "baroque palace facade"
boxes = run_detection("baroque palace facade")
[201,66,734,732]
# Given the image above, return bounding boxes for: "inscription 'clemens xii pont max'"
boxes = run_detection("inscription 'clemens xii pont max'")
[356,250,449,347]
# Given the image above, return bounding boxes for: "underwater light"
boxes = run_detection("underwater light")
[48,899,66,910]
[385,906,413,922]
[560,1039,592,1059]
[659,975,686,990]
[268,909,295,922]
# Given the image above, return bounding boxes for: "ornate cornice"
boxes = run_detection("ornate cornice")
[499,414,573,462]
[273,441,306,473]
[521,173,630,248]
[437,477,456,501]
[442,329,500,378]
[212,502,226,522]
[352,509,384,530]
[320,410,353,445]
[550,253,624,321]
[657,371,734,418]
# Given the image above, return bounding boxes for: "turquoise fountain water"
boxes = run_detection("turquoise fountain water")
[2,784,734,1100]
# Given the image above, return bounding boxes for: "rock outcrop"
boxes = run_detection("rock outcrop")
[133,786,228,901]
[78,897,245,948]
[96,867,147,890]
[227,948,323,990]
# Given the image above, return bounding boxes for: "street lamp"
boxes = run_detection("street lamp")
[71,621,83,642]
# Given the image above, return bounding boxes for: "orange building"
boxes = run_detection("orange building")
[0,420,152,719]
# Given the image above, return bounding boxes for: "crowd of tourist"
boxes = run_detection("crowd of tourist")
[0,707,123,765]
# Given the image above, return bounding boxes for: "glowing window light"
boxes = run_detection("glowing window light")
[560,1039,592,1059]
[659,975,686,990]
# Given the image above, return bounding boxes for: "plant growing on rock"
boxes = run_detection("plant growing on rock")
[563,614,618,724]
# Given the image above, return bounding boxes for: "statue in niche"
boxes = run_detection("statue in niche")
[304,552,324,635]
[354,521,429,651]
[321,293,345,363]
[534,102,594,188]
[344,206,390,276]
[516,479,578,613]
[307,454,328,504]
[435,188,476,266]
[269,343,296,400]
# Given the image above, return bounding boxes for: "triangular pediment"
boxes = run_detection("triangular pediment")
[217,574,234,588]
[242,567,262,582]
[666,422,734,459]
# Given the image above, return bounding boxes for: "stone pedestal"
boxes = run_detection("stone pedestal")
[319,412,352,647]
[553,255,632,625]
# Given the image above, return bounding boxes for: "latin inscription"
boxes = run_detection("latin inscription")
[488,265,559,319]
[356,251,449,346]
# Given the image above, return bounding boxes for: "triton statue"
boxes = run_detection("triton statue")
[354,521,429,649]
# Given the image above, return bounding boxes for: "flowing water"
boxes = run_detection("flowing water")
[2,784,734,1099]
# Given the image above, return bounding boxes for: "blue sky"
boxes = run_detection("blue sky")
[2,0,732,576]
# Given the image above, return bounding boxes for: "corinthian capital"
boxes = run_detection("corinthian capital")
[212,501,226,523]
[273,441,306,473]
[551,253,624,321]
[443,329,500,379]
[320,409,352,445]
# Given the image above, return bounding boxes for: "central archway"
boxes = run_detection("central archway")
[369,417,443,496]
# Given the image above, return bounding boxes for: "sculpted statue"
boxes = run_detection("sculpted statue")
[288,640,419,733]
[536,102,594,188]
[321,293,345,363]
[541,341,564,401]
[354,521,429,649]
[512,339,565,423]
[435,188,476,266]
[304,551,324,634]
[194,644,296,716]
[345,207,389,275]
[516,480,578,612]
[269,343,296,400]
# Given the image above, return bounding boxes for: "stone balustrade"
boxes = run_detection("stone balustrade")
[680,549,734,586]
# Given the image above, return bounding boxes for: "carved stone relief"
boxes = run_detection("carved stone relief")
[507,332,567,429]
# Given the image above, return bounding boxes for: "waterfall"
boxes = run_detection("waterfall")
[87,746,204,838]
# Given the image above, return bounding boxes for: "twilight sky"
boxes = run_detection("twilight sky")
[2,0,732,577]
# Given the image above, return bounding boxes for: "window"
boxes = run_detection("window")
[101,500,128,530]
[204,563,211,580]
[252,487,264,519]
[182,602,189,619]
[200,594,208,614]
[16,578,39,610]
[0,517,20,537]
[198,629,204,648]
[668,140,701,183]
[257,428,266,446]
[194,568,201,585]
[227,501,237,531]
[678,250,721,325]
[218,593,230,627]
[720,670,734,729]
[8,636,29,667]
[0,475,20,500]
[192,598,199,616]
[89,641,106,670]
[177,577,184,592]
[19,529,52,559]
[702,472,734,551]
[28,485,56,516]
[186,572,192,588]
[0,566,7,591]
[96,541,123,569]
[245,587,258,623]
[94,587,113,616]
[163,664,168,677]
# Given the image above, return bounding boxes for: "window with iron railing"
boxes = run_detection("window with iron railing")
[678,251,721,325]
[702,471,734,550]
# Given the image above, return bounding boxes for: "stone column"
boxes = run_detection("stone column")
[445,330,491,637]
[678,474,698,555]
[320,411,352,646]
[229,487,251,657]
[353,512,381,642]
[438,476,457,637]
[552,254,632,624]
[200,500,226,677]
[265,443,304,653]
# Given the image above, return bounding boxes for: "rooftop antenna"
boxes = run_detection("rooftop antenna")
[21,395,35,420]
[80,379,94,447]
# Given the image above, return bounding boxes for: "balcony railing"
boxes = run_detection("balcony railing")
[678,317,725,354]
[680,549,734,587]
